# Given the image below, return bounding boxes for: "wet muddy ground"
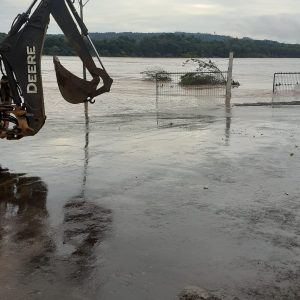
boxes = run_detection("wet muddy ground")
[1,58,300,299]
[1,105,300,300]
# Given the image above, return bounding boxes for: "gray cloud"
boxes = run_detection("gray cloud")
[0,0,300,43]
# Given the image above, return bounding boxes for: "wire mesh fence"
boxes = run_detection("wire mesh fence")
[273,72,300,94]
[155,71,228,123]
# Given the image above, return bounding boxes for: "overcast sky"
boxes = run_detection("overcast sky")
[1,0,300,43]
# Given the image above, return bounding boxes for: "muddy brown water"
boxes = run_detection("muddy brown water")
[1,57,300,299]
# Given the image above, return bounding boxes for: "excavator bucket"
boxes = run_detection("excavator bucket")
[53,56,100,104]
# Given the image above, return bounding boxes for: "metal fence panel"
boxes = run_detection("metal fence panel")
[273,72,300,94]
[156,71,227,122]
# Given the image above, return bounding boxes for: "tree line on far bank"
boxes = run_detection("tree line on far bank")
[1,32,300,58]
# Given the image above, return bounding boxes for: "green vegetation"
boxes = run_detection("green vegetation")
[179,58,239,87]
[84,33,300,58]
[141,68,171,81]
[0,33,6,43]
[180,73,225,86]
[180,58,226,86]
[1,32,300,57]
[43,35,75,56]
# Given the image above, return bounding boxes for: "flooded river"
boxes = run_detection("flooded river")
[1,57,300,299]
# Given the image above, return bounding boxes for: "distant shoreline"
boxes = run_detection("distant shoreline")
[2,32,300,58]
[41,55,300,59]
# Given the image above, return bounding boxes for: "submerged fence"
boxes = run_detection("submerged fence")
[273,72,300,94]
[155,71,228,120]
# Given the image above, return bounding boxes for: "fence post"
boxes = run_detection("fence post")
[226,52,234,103]
[273,73,276,94]
[155,73,159,124]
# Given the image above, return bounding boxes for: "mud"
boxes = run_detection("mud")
[0,170,112,300]
[1,104,300,299]
[1,57,300,299]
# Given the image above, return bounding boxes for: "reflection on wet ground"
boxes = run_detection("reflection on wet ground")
[1,104,300,299]
[3,57,300,299]
[157,114,217,130]
[225,103,231,145]
[0,169,112,300]
[62,196,112,283]
[0,168,49,259]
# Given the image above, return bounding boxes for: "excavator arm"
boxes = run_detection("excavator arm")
[0,0,113,140]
